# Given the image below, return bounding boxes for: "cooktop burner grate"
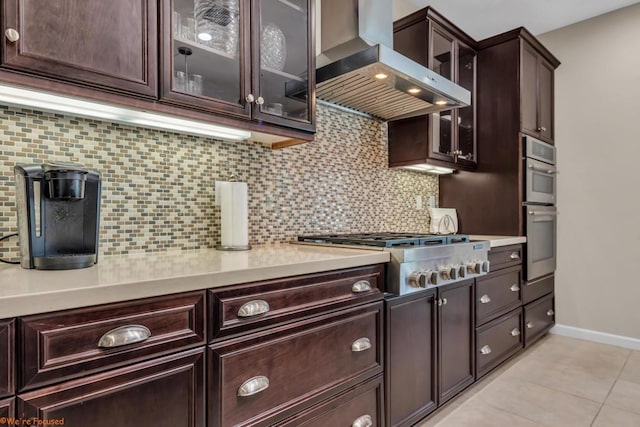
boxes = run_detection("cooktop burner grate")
[297,233,469,248]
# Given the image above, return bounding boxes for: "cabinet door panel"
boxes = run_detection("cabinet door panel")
[456,41,477,166]
[386,291,437,427]
[161,0,252,118]
[476,308,523,379]
[0,320,14,398]
[539,59,554,143]
[521,43,538,135]
[17,348,205,427]
[524,293,555,347]
[476,266,522,326]
[439,280,474,404]
[252,0,315,131]
[2,0,158,97]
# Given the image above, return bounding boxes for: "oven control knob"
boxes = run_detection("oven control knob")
[449,266,459,280]
[458,265,467,278]
[440,268,451,281]
[427,270,439,285]
[467,262,481,274]
[482,261,491,273]
[408,271,427,288]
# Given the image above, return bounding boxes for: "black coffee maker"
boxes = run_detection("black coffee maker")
[14,162,101,270]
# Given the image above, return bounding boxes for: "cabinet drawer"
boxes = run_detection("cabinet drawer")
[0,320,14,398]
[476,308,523,379]
[523,274,554,305]
[476,266,522,325]
[276,375,383,427]
[524,293,555,347]
[209,265,384,341]
[17,347,205,427]
[208,302,383,427]
[0,397,14,418]
[488,244,523,270]
[20,291,206,391]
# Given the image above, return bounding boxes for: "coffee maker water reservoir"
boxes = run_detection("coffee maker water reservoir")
[14,162,101,270]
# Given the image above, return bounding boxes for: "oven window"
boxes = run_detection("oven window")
[532,172,554,195]
[531,220,555,262]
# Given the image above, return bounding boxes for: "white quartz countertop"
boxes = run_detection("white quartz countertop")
[470,235,527,248]
[0,244,390,318]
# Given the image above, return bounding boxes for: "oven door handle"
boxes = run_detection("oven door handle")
[528,163,557,175]
[528,210,559,216]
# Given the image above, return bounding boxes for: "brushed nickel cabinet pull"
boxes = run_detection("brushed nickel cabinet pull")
[98,325,151,348]
[352,280,372,293]
[351,337,372,352]
[510,252,520,260]
[511,328,521,336]
[237,376,269,397]
[510,284,520,292]
[5,28,19,42]
[547,309,555,316]
[352,415,373,427]
[237,300,270,318]
[480,295,491,304]
[527,321,534,329]
[480,345,492,355]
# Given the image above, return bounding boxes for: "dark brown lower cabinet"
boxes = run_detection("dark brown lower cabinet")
[385,290,438,427]
[438,280,475,404]
[524,293,555,347]
[208,302,383,427]
[0,319,14,398]
[476,308,523,379]
[276,375,384,427]
[0,397,14,418]
[17,347,205,427]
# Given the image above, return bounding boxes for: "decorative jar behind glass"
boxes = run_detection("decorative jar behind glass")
[194,0,240,56]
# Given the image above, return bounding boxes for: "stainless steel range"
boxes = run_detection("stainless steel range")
[297,233,490,295]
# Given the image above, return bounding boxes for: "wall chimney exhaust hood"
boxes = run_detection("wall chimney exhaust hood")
[316,0,471,121]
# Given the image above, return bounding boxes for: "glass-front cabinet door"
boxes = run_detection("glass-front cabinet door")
[163,0,252,118]
[428,24,456,163]
[252,0,315,131]
[455,41,476,166]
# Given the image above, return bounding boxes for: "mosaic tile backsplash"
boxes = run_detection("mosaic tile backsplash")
[0,104,438,259]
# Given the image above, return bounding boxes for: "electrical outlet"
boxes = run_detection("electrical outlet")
[428,196,436,208]
[416,195,423,210]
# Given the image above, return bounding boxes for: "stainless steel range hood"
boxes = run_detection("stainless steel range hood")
[316,0,471,121]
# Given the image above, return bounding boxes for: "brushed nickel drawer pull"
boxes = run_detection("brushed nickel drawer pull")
[480,345,492,355]
[511,328,521,336]
[510,252,520,260]
[352,280,372,293]
[510,284,520,292]
[98,325,151,348]
[237,300,270,318]
[547,309,555,316]
[480,295,491,304]
[352,414,373,427]
[351,337,372,352]
[237,376,269,397]
[527,321,534,329]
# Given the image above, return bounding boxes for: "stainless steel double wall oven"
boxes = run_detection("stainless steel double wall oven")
[523,135,557,281]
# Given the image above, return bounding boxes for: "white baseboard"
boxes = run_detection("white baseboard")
[551,324,640,351]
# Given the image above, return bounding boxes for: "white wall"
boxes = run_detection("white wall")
[539,4,640,339]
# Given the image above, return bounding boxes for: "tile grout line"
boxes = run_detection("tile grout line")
[589,349,633,427]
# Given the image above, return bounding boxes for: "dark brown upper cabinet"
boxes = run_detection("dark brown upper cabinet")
[1,0,158,98]
[521,42,555,143]
[161,0,315,132]
[389,8,478,170]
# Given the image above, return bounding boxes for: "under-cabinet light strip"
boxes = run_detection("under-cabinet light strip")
[0,84,252,141]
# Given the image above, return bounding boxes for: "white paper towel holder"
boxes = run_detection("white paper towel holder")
[215,174,252,251]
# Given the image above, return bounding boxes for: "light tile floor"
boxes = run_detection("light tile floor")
[418,334,640,427]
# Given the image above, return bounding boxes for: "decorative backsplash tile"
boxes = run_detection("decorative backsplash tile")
[0,104,438,259]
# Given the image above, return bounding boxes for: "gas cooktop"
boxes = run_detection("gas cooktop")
[297,232,470,248]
